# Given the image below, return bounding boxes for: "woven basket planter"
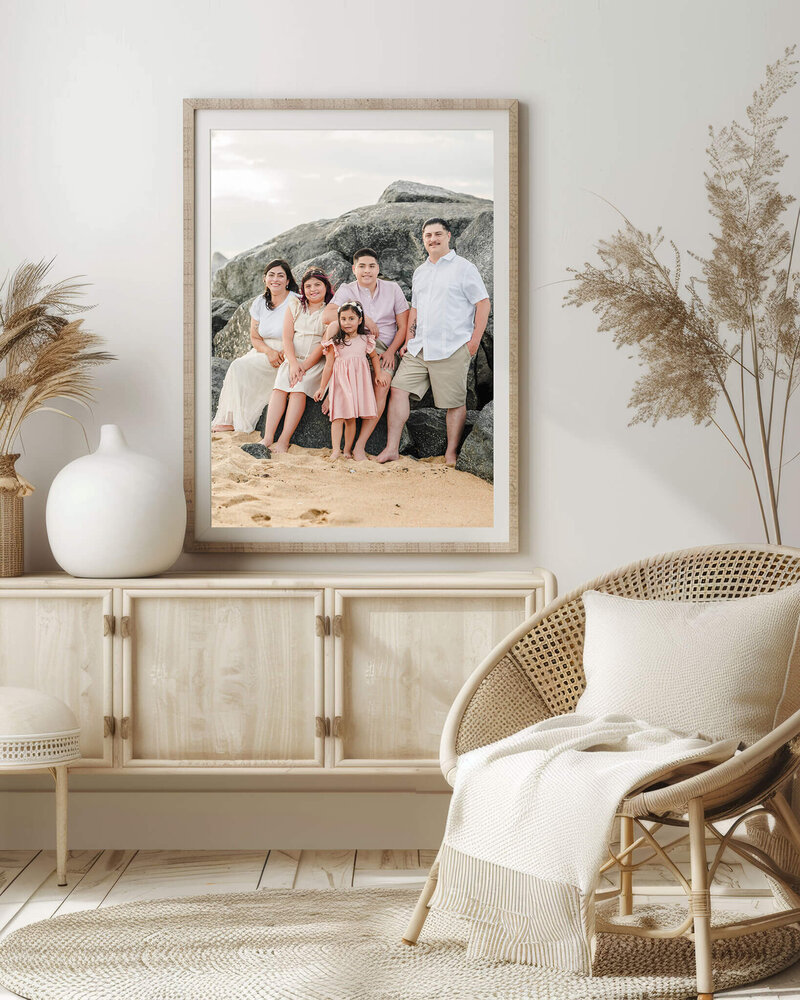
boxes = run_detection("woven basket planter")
[0,454,27,578]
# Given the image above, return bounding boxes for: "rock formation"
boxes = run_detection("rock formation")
[211,297,238,335]
[456,400,494,483]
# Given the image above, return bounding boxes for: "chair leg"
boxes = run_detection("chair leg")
[51,765,68,886]
[619,815,634,916]
[688,797,714,999]
[402,851,440,945]
[771,791,800,854]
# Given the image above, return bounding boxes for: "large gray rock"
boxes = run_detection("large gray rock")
[456,401,493,483]
[212,217,336,303]
[475,343,493,407]
[282,400,335,449]
[211,357,232,418]
[465,357,479,412]
[406,407,480,459]
[378,180,490,205]
[211,252,228,276]
[457,209,494,346]
[212,297,239,335]
[214,300,256,359]
[293,250,352,289]
[211,181,493,313]
[458,209,493,297]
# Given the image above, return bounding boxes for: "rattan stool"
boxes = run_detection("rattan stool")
[0,687,81,885]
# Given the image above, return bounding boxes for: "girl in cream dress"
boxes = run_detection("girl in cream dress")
[212,259,299,432]
[261,267,334,453]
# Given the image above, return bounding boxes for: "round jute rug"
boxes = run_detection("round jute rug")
[0,887,799,1000]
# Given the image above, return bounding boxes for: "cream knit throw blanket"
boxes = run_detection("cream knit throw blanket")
[429,713,739,975]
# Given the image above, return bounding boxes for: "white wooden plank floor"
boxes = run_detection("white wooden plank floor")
[0,849,798,999]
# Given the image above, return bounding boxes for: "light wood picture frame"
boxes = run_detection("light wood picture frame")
[184,99,518,552]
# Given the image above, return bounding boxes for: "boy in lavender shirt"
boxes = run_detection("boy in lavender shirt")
[322,248,409,460]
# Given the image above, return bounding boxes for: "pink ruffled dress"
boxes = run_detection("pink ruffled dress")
[324,333,379,421]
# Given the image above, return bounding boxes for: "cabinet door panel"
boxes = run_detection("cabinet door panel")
[122,590,323,767]
[333,589,535,767]
[0,590,113,766]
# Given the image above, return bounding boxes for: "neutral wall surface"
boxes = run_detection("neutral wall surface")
[2,0,799,593]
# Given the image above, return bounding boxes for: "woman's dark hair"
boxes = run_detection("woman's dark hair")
[332,300,367,346]
[261,259,298,310]
[299,268,334,310]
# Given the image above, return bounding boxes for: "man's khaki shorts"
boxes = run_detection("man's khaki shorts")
[375,339,397,376]
[391,344,471,409]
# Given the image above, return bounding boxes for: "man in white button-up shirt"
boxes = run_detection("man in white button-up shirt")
[376,219,491,466]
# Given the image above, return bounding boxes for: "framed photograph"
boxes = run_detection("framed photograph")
[184,99,518,552]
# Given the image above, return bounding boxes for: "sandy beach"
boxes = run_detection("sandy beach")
[211,431,493,528]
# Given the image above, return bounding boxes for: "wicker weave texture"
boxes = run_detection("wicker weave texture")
[1,888,799,1000]
[0,494,23,578]
[0,732,80,766]
[455,655,551,756]
[456,545,800,753]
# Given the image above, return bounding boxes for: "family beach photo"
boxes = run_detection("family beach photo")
[207,127,499,534]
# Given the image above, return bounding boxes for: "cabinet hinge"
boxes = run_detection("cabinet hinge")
[315,615,332,637]
[103,614,115,636]
[333,615,344,637]
[120,616,132,639]
[333,715,343,739]
[120,716,131,740]
[103,715,115,737]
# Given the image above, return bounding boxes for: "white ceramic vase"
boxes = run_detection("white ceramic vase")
[46,425,186,578]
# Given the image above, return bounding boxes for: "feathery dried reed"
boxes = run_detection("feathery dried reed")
[0,259,114,458]
[565,47,800,544]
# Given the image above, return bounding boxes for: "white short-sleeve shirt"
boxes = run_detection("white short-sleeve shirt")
[408,251,489,361]
[248,292,298,348]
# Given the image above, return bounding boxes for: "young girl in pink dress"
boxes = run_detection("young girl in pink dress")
[314,301,390,460]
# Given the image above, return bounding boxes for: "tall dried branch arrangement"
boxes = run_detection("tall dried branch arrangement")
[564,47,800,544]
[0,259,115,457]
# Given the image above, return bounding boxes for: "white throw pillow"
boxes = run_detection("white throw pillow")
[575,585,800,746]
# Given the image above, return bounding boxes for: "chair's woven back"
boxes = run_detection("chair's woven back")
[513,545,800,717]
[455,545,800,756]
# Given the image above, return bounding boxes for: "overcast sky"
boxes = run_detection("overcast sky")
[211,129,493,259]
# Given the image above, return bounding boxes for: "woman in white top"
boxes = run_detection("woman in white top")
[211,259,299,432]
[261,267,333,453]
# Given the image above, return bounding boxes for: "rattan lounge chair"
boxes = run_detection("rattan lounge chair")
[403,544,800,1000]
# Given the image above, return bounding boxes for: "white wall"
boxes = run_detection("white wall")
[2,0,799,594]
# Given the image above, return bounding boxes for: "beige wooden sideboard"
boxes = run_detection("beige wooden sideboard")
[0,572,555,777]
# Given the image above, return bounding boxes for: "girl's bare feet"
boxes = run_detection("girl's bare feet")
[444,449,458,468]
[330,449,342,461]
[352,446,369,462]
[343,450,354,460]
[212,424,234,432]
[271,441,289,454]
